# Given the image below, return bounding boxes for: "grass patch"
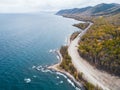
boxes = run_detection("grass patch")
[59,46,102,90]
[73,23,89,30]
[70,31,80,41]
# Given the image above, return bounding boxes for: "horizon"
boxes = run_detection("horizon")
[0,0,120,13]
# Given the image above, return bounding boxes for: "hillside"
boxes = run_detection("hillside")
[79,14,120,76]
[56,3,120,76]
[56,3,120,17]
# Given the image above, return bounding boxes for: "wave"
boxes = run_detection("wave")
[49,49,56,53]
[32,65,53,73]
[56,55,60,60]
[33,75,37,78]
[32,65,81,90]
[67,78,75,87]
[32,65,36,69]
[49,49,53,53]
[76,87,81,90]
[67,78,81,90]
[41,69,53,73]
[56,76,60,79]
[24,78,31,83]
[60,81,63,84]
[56,72,67,79]
[56,71,81,90]
[36,65,42,71]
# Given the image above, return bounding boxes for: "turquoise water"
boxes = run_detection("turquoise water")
[0,13,80,90]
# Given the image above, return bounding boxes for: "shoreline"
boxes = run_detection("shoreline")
[48,50,85,90]
[48,17,120,90]
[48,21,92,90]
[67,20,120,90]
[48,22,93,90]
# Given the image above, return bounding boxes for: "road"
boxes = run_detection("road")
[68,22,120,90]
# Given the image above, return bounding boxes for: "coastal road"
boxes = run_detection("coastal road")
[68,22,120,90]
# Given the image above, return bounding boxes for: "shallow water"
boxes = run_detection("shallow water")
[0,12,81,90]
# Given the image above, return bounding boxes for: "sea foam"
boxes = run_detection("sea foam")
[24,78,31,83]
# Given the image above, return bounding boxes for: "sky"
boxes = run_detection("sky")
[0,0,120,13]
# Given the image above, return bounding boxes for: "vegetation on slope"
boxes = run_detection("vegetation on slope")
[59,46,102,90]
[59,46,77,75]
[56,3,120,17]
[73,23,89,30]
[78,14,120,76]
[70,31,80,41]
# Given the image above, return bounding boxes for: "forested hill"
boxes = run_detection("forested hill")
[79,14,120,76]
[56,3,120,76]
[56,3,120,16]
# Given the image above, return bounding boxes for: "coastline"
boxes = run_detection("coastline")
[48,17,120,90]
[68,21,120,90]
[48,21,94,90]
[48,20,92,90]
[48,50,85,90]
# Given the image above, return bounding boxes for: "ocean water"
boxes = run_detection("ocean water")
[0,13,80,90]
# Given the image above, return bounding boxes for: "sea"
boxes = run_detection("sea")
[0,12,81,90]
